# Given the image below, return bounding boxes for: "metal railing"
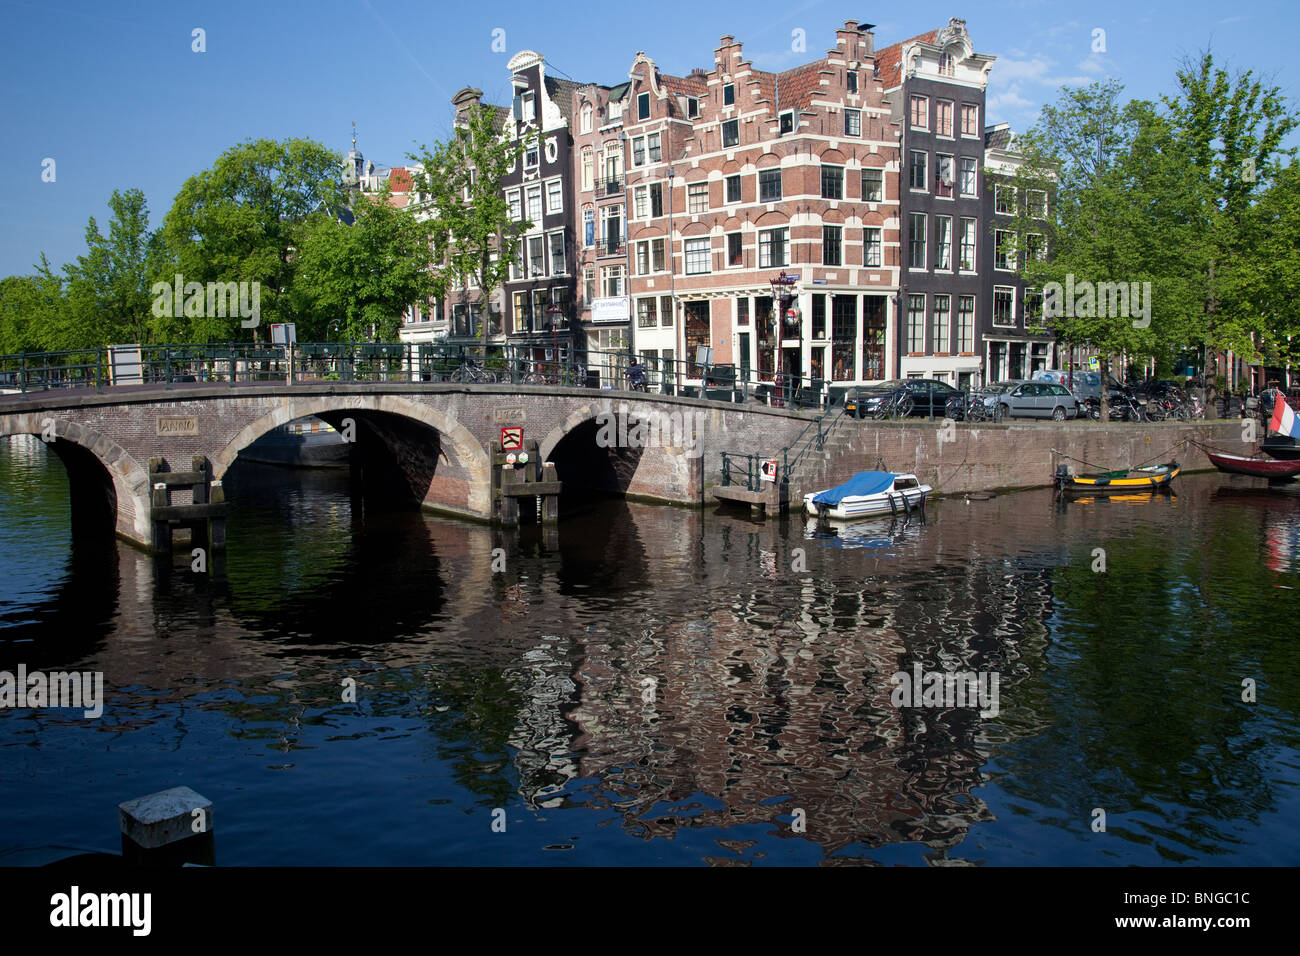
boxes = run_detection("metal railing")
[0,343,858,411]
[719,452,764,492]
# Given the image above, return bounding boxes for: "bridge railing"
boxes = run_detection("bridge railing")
[0,343,854,411]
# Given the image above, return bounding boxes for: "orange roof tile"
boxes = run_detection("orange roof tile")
[874,29,940,89]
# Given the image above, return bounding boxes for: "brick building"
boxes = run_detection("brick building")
[588,20,903,394]
[498,51,586,362]
[877,18,995,390]
[982,122,1056,381]
[571,78,635,383]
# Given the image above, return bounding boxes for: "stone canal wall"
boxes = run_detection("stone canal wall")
[1,384,1249,539]
[771,417,1242,501]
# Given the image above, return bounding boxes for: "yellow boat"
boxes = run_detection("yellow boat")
[1055,461,1180,496]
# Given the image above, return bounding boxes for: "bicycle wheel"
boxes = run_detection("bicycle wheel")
[1146,401,1166,422]
[995,403,1008,423]
[893,395,915,419]
[449,366,468,383]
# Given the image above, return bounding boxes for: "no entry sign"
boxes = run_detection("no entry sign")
[500,427,523,452]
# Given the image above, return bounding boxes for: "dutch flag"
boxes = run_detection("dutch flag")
[1271,392,1300,438]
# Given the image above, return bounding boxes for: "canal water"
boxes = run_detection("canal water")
[1,433,1298,866]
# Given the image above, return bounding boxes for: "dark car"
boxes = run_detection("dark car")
[845,379,961,419]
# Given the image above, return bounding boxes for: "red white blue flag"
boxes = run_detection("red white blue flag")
[1271,394,1300,438]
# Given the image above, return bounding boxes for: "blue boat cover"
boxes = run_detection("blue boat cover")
[812,471,898,505]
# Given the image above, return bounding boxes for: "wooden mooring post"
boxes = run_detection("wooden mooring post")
[490,439,561,527]
[148,456,228,564]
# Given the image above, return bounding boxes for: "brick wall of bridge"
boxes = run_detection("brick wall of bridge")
[1,385,1246,550]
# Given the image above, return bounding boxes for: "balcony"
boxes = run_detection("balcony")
[596,238,625,258]
[593,176,623,198]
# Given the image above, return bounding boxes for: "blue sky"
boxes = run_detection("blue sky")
[2,0,1295,277]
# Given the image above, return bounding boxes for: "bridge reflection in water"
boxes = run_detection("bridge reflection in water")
[1,435,1298,865]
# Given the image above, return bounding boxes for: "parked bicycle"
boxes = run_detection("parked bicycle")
[449,359,498,384]
[944,389,1003,423]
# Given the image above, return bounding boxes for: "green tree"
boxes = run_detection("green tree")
[0,256,67,354]
[292,185,438,342]
[1235,159,1300,372]
[408,104,530,351]
[1160,54,1297,402]
[1005,81,1167,420]
[160,138,343,341]
[61,188,162,348]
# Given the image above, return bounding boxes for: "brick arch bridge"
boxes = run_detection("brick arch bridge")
[0,382,1233,551]
[0,383,833,550]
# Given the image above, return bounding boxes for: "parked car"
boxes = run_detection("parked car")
[988,380,1082,420]
[844,379,962,419]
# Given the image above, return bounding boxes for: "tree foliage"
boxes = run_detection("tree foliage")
[408,105,530,347]
[1007,55,1298,413]
[159,138,343,341]
[292,184,438,341]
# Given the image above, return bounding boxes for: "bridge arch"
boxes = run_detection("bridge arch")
[215,394,492,517]
[0,412,153,544]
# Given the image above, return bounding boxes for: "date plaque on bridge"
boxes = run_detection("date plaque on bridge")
[493,406,525,424]
[156,416,199,437]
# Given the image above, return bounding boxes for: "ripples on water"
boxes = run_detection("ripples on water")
[1,433,1298,866]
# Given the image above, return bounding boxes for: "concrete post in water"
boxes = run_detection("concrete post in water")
[118,785,215,866]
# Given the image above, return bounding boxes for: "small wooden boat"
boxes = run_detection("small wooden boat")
[1055,461,1179,495]
[1206,451,1300,479]
[804,470,931,519]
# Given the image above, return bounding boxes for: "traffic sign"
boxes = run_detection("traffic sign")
[760,459,778,482]
[1088,356,1100,372]
[500,427,523,452]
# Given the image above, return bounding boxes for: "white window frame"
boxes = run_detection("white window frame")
[684,237,711,274]
[545,178,563,216]
[548,230,566,275]
[993,286,1017,327]
[959,218,977,272]
[758,227,789,268]
[687,181,709,214]
[959,157,977,197]
[935,216,952,271]
[864,227,882,267]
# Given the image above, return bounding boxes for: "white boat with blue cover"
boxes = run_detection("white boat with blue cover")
[804,470,932,520]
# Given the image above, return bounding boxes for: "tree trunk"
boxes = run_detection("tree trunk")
[1099,354,1110,424]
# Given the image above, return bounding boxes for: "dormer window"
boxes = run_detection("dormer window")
[723,83,735,106]
[521,91,535,122]
[687,96,699,118]
[580,102,593,134]
[779,110,794,135]
[846,70,858,93]
[637,92,651,120]
[939,52,955,76]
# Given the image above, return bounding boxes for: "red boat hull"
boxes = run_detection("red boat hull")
[1207,451,1300,479]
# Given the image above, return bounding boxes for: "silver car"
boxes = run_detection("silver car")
[989,381,1081,421]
